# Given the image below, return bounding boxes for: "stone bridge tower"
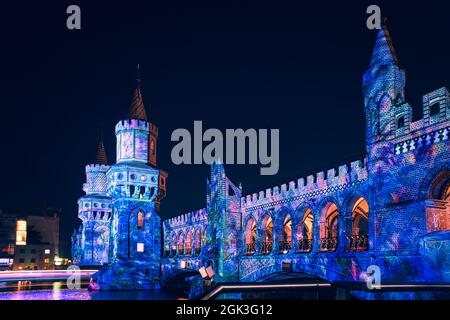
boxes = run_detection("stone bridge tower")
[93,71,167,290]
[74,139,112,266]
[206,161,242,281]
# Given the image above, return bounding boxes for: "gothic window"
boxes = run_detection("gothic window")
[178,234,185,255]
[137,211,143,229]
[244,218,257,255]
[260,215,273,255]
[426,171,450,232]
[279,215,292,254]
[296,209,314,252]
[397,116,405,129]
[320,203,339,252]
[139,186,146,199]
[150,140,155,155]
[430,103,440,116]
[194,230,201,256]
[185,232,193,256]
[348,197,369,251]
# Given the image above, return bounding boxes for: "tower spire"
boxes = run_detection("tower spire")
[128,64,148,121]
[370,22,398,67]
[96,134,108,165]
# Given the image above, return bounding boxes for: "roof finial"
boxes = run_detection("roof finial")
[128,63,148,121]
[136,63,141,84]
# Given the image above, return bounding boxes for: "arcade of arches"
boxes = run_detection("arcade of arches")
[164,197,372,257]
[243,197,370,255]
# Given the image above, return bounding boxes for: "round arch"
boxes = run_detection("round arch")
[259,213,274,255]
[244,216,257,255]
[317,200,340,252]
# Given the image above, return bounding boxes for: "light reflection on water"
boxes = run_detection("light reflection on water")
[0,281,181,300]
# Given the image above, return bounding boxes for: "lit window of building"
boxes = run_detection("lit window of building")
[44,249,50,255]
[15,220,27,245]
[137,243,144,252]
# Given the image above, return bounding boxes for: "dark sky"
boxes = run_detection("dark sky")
[0,1,449,255]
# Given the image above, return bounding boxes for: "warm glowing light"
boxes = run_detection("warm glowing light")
[16,220,27,245]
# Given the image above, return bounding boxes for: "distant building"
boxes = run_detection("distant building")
[0,208,60,270]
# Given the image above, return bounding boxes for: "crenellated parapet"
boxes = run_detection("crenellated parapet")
[115,119,150,164]
[391,88,450,155]
[164,208,208,230]
[83,164,110,195]
[241,158,368,211]
[392,87,450,141]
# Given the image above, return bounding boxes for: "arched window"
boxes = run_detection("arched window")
[261,215,273,255]
[185,232,193,256]
[178,233,184,256]
[245,218,257,255]
[194,230,201,256]
[279,215,292,253]
[201,230,207,246]
[347,197,369,251]
[170,233,177,256]
[430,102,440,116]
[397,116,405,129]
[444,183,450,201]
[320,203,339,252]
[426,171,450,232]
[296,209,313,252]
[137,211,143,229]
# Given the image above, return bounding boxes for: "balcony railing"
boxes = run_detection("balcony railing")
[193,247,201,257]
[320,237,338,252]
[260,241,273,255]
[185,248,192,256]
[245,243,256,255]
[296,239,313,253]
[346,234,368,252]
[278,241,292,254]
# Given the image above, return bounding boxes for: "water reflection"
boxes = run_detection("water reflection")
[0,281,182,300]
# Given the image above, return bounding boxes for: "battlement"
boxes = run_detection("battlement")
[115,119,149,133]
[393,87,450,139]
[241,157,368,208]
[163,208,208,228]
[85,164,110,173]
[149,122,158,136]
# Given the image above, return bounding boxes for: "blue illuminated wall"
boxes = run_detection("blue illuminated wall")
[74,26,450,293]
[161,26,450,290]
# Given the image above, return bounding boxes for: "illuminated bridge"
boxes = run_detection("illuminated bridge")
[161,26,450,291]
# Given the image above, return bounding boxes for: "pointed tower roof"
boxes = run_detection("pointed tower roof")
[95,138,108,165]
[370,23,399,67]
[128,64,148,121]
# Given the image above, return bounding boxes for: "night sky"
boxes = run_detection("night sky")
[0,1,449,255]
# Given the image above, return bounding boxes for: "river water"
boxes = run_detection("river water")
[0,282,182,300]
